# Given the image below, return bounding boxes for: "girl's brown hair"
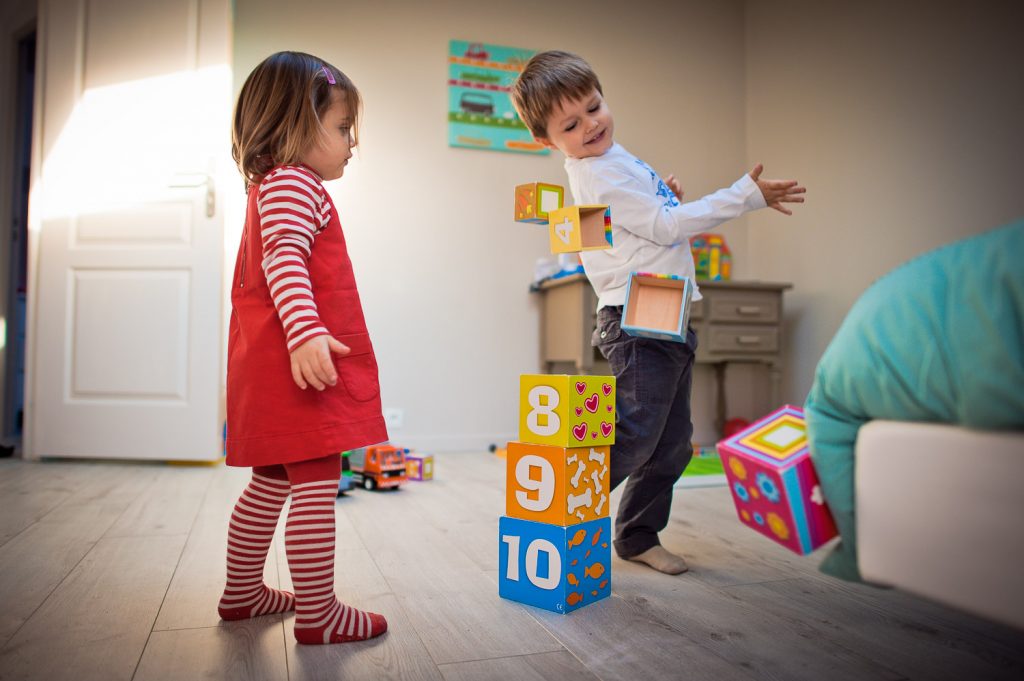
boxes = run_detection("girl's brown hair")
[232,51,360,187]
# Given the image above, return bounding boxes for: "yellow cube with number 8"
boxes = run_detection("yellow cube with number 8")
[519,375,616,448]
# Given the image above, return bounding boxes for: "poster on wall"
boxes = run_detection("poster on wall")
[448,39,548,155]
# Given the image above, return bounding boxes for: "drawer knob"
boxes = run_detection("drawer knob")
[737,335,762,345]
[737,306,762,315]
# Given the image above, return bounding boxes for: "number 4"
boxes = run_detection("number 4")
[554,217,573,245]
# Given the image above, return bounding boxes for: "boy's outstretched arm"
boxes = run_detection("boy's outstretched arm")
[749,163,806,215]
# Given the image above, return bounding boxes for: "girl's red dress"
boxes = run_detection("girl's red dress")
[225,175,388,466]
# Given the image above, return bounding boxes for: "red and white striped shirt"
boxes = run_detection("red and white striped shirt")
[257,166,332,352]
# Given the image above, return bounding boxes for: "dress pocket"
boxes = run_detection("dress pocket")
[332,333,381,402]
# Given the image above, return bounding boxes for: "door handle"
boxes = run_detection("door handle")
[169,173,215,217]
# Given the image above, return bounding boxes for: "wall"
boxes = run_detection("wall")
[234,0,750,449]
[745,0,1024,404]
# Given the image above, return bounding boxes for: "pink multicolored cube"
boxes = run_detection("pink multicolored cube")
[716,405,838,555]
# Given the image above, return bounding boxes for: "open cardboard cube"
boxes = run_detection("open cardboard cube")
[547,205,612,254]
[621,272,693,343]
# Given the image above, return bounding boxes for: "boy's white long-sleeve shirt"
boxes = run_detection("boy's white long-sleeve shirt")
[565,142,765,309]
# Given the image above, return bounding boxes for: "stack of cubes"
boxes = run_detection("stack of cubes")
[505,182,617,613]
[499,375,616,613]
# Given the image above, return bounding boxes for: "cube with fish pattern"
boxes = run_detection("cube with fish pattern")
[506,442,610,526]
[519,375,616,448]
[498,516,611,614]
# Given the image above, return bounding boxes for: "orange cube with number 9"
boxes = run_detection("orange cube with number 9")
[518,375,616,448]
[506,441,610,526]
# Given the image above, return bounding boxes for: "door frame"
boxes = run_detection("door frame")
[0,0,37,449]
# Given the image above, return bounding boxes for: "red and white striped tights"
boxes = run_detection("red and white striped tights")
[218,453,387,644]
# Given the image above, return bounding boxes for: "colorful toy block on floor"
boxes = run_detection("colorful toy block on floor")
[515,182,564,224]
[621,272,694,343]
[498,516,611,613]
[506,442,610,526]
[716,405,838,555]
[405,452,434,481]
[547,205,612,254]
[519,375,616,448]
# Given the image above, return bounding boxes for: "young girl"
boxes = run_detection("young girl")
[218,51,389,645]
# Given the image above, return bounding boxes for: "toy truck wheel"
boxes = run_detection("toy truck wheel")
[363,477,376,491]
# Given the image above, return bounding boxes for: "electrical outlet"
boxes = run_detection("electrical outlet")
[384,408,404,429]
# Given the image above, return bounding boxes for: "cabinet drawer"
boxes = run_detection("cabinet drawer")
[707,291,779,324]
[706,325,778,354]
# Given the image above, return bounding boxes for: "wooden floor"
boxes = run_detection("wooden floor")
[0,454,1022,681]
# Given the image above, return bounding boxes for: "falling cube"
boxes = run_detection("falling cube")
[717,405,838,555]
[498,516,611,613]
[506,442,610,526]
[547,205,612,254]
[621,272,694,343]
[405,453,433,481]
[519,374,616,448]
[515,182,564,224]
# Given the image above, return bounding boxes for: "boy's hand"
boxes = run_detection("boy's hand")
[665,174,685,200]
[290,335,351,391]
[749,164,806,215]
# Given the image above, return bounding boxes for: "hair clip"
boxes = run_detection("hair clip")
[321,66,335,85]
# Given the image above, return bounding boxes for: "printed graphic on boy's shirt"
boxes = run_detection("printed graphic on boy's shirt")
[635,158,679,207]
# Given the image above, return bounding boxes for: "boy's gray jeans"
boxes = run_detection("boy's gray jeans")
[593,305,697,559]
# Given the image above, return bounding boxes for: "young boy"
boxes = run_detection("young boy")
[511,51,805,575]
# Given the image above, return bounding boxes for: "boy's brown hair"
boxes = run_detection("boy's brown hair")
[232,51,361,187]
[510,50,603,140]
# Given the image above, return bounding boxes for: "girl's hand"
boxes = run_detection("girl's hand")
[749,163,806,215]
[290,335,351,391]
[665,173,685,200]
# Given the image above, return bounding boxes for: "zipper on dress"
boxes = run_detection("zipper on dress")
[239,223,248,288]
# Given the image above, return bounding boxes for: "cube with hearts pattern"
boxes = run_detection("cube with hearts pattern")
[518,375,615,449]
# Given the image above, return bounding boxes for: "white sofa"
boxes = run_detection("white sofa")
[856,420,1024,629]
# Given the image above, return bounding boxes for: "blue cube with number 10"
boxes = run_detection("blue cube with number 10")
[498,516,611,614]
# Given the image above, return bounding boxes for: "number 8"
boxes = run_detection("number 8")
[526,385,560,436]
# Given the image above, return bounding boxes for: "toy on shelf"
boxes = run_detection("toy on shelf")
[518,375,616,448]
[717,405,838,555]
[348,444,407,491]
[690,233,731,280]
[500,373,615,613]
[620,272,693,343]
[515,182,564,224]
[547,205,612,254]
[405,452,434,481]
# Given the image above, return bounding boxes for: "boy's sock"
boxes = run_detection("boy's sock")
[219,473,296,620]
[627,545,689,575]
[285,479,387,645]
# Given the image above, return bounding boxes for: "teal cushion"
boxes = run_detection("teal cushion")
[805,220,1024,582]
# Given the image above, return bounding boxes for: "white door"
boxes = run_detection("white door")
[27,0,232,460]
